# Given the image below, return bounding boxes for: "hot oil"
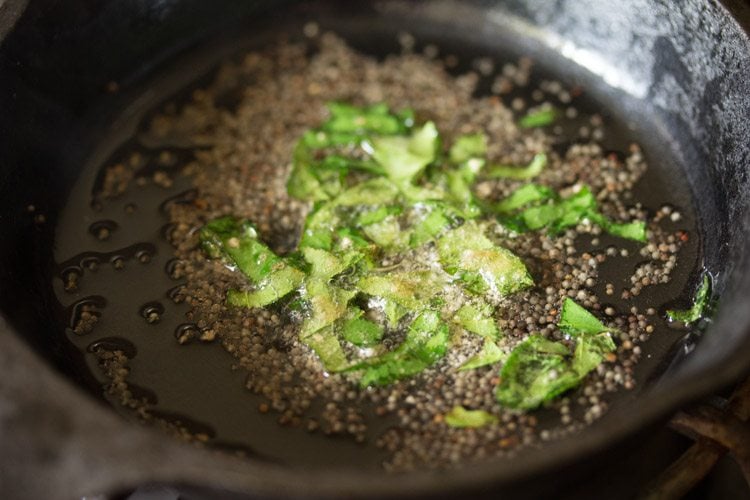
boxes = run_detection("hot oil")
[55,137,392,467]
[52,22,701,469]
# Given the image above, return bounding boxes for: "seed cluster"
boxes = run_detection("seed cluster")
[93,30,686,470]
[94,348,211,444]
[72,306,99,335]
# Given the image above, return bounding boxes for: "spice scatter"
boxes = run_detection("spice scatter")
[86,30,691,471]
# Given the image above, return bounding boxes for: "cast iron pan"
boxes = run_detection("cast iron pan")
[1,0,750,498]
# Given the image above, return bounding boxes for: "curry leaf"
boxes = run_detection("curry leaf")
[355,205,402,226]
[300,278,356,337]
[408,203,455,247]
[449,133,487,165]
[495,183,555,214]
[200,216,280,282]
[357,271,447,312]
[342,310,384,347]
[225,266,305,308]
[299,324,350,372]
[287,142,335,202]
[287,103,411,202]
[323,102,412,137]
[495,335,579,410]
[588,212,647,242]
[519,108,557,128]
[499,185,647,242]
[459,339,507,371]
[329,178,402,211]
[354,310,449,386]
[496,299,617,410]
[444,406,498,427]
[572,332,616,375]
[559,298,616,374]
[487,153,547,180]
[437,221,533,296]
[302,247,346,280]
[666,274,712,325]
[455,303,499,340]
[361,215,404,248]
[201,217,305,308]
[368,121,439,185]
[558,297,610,337]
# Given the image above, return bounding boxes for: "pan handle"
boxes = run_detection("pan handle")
[0,322,284,498]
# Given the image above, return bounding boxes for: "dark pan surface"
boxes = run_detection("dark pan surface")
[1,1,749,498]
[52,9,703,470]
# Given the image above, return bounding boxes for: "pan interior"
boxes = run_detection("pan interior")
[47,5,705,470]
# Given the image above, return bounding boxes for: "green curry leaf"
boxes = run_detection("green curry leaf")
[666,274,712,325]
[519,108,557,128]
[454,303,499,340]
[437,221,533,296]
[487,153,547,180]
[444,405,498,427]
[353,310,449,386]
[459,339,507,371]
[368,121,439,185]
[495,335,579,410]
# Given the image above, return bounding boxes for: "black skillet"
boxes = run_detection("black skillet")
[1,0,750,498]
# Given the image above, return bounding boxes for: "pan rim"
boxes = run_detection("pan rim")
[2,0,750,497]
